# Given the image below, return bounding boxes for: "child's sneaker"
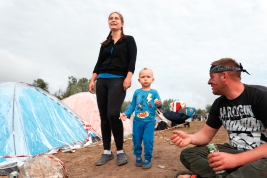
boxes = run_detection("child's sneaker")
[142,160,152,169]
[135,157,142,167]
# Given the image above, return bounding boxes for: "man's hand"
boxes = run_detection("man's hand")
[171,130,192,148]
[208,152,240,171]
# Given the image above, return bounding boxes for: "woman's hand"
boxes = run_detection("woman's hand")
[88,73,98,93]
[88,81,95,93]
[123,72,133,90]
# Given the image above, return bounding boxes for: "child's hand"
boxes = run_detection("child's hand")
[120,113,127,121]
[154,99,162,107]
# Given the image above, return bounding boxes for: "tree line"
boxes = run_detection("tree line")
[32,77,211,116]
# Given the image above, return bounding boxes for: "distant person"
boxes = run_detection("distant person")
[171,58,267,178]
[204,113,209,121]
[120,68,162,169]
[88,12,137,166]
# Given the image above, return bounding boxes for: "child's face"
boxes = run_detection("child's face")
[138,69,154,88]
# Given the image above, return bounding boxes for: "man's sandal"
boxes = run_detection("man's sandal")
[174,171,200,178]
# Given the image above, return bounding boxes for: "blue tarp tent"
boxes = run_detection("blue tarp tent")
[0,82,88,174]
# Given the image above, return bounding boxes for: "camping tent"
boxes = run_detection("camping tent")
[62,92,102,137]
[62,92,133,137]
[0,82,88,174]
[169,101,186,112]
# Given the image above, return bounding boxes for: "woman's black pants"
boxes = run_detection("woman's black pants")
[96,78,126,150]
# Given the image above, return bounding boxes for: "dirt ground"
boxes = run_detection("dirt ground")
[55,121,229,178]
[1,121,228,178]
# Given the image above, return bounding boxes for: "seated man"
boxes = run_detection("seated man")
[171,58,267,178]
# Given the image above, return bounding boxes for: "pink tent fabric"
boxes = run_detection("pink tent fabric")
[62,92,102,137]
[62,92,132,137]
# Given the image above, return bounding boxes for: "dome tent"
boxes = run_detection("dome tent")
[0,82,88,175]
[62,92,133,138]
[62,92,102,138]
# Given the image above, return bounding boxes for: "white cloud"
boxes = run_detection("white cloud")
[0,50,39,83]
[0,0,267,109]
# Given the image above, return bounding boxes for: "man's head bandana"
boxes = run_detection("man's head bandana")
[210,63,250,75]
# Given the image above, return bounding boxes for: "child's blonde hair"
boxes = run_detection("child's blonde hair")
[139,68,154,77]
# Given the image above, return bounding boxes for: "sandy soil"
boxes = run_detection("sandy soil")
[54,121,229,178]
[0,121,229,178]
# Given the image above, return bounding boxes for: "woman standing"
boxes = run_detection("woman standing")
[88,12,137,166]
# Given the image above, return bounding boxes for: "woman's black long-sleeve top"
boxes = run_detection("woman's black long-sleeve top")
[93,35,137,78]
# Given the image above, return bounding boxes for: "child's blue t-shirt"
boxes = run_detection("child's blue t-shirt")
[124,88,162,122]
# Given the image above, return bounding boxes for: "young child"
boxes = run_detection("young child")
[120,68,162,169]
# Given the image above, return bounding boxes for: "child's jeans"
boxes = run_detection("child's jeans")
[132,119,155,161]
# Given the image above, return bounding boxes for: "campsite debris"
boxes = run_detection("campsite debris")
[158,165,165,169]
[19,155,68,178]
[62,148,76,153]
[8,171,18,178]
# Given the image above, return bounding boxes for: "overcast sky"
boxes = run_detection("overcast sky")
[1,0,267,109]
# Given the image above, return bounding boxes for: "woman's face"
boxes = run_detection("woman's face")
[108,13,124,31]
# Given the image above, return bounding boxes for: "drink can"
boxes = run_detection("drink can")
[206,144,226,174]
